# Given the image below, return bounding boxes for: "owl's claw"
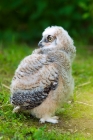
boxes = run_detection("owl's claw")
[13,106,20,113]
[40,116,59,124]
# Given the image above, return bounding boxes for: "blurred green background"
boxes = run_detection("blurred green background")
[0,0,93,45]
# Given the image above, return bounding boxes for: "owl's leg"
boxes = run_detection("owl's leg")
[40,116,59,124]
[13,106,20,113]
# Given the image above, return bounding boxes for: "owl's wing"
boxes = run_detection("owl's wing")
[11,53,58,109]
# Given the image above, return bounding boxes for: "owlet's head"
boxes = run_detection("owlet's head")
[38,26,76,61]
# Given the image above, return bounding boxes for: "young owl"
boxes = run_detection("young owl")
[10,26,76,124]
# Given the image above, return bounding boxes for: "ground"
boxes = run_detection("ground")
[0,43,93,140]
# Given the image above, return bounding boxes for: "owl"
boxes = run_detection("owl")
[10,26,76,123]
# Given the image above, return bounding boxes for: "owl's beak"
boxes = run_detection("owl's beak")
[38,41,43,48]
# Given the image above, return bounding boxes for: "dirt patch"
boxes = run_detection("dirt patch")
[49,117,93,136]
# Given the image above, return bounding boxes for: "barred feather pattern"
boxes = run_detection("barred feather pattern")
[10,54,59,109]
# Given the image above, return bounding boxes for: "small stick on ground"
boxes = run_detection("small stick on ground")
[75,101,93,107]
[0,104,11,108]
[78,81,91,87]
[2,84,10,90]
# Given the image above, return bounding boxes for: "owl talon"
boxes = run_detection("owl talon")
[40,118,45,123]
[40,117,58,124]
[13,106,20,113]
[52,116,59,120]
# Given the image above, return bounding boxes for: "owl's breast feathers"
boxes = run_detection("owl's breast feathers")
[11,53,59,110]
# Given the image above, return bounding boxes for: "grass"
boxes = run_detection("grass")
[0,42,93,140]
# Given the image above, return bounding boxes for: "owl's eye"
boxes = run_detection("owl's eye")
[47,35,53,42]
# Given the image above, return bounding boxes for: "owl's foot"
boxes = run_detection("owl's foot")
[40,116,59,124]
[13,106,20,113]
[51,116,59,120]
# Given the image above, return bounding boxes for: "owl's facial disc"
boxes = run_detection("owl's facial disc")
[38,35,56,48]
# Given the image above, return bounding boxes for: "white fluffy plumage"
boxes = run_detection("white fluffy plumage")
[10,26,76,123]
